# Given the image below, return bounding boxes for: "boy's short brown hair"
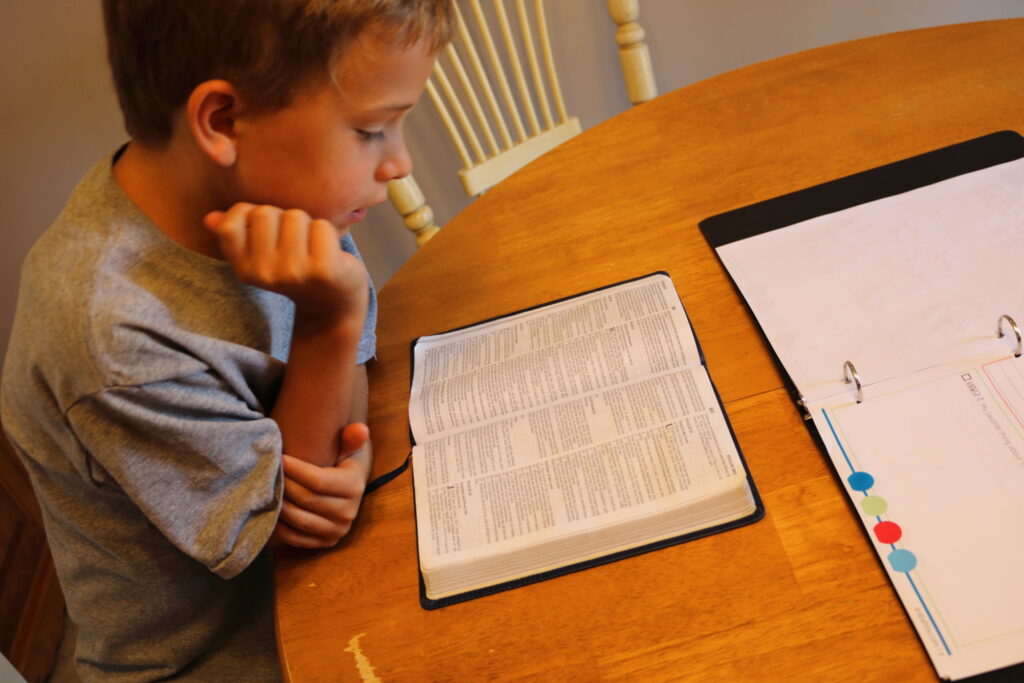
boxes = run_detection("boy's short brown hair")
[103,0,454,143]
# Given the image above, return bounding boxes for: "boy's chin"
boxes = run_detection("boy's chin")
[332,219,354,238]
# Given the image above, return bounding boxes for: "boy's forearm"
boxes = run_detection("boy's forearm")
[203,203,371,469]
[348,362,369,425]
[271,315,364,468]
[348,363,373,469]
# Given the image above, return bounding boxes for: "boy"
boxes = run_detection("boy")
[0,0,453,680]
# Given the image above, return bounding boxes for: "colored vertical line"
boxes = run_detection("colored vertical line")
[906,573,952,655]
[819,410,953,656]
[981,361,1024,430]
[820,409,856,474]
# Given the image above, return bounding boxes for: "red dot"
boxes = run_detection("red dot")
[874,521,902,544]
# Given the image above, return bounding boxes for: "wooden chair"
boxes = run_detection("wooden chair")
[0,424,66,683]
[390,0,657,246]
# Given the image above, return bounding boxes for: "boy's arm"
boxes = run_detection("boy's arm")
[206,203,368,469]
[273,364,375,548]
[270,305,365,468]
[207,204,377,548]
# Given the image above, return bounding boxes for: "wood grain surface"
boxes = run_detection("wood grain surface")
[275,20,1024,682]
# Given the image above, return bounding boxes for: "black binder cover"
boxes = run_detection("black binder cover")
[409,272,765,610]
[701,130,1024,249]
[699,131,1024,682]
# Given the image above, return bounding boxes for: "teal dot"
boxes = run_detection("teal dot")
[888,549,917,573]
[860,495,888,516]
[847,471,875,492]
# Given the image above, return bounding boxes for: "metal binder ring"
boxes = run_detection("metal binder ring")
[843,360,863,404]
[998,314,1022,358]
[796,393,811,421]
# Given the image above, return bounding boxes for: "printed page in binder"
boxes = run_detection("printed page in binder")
[810,354,1024,680]
[714,157,1024,679]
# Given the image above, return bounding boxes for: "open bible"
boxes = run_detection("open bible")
[408,272,763,608]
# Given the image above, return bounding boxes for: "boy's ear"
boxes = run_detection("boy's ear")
[187,80,242,167]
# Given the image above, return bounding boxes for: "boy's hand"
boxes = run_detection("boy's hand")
[204,203,369,327]
[272,423,372,548]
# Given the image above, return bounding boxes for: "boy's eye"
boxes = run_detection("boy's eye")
[357,129,386,142]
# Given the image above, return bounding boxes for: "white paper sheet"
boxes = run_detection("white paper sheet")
[810,352,1024,680]
[715,156,1024,679]
[717,157,1024,404]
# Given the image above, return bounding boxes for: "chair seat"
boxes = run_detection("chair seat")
[458,117,580,196]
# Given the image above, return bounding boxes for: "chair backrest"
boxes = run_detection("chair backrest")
[390,0,656,246]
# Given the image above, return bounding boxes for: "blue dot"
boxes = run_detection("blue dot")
[888,549,917,573]
[847,471,875,492]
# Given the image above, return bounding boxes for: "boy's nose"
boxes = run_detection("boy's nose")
[377,140,413,183]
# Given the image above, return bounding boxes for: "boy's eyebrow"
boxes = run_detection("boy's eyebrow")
[358,102,417,114]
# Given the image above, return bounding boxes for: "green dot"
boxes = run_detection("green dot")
[860,495,888,516]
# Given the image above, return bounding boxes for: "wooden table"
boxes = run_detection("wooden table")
[275,20,1024,681]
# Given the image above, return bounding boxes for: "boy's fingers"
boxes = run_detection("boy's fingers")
[282,454,364,498]
[248,205,282,260]
[340,422,369,457]
[279,500,346,539]
[282,471,320,507]
[278,209,312,260]
[281,457,323,501]
[203,210,225,229]
[273,521,337,549]
[207,203,255,261]
[308,218,342,261]
[281,454,323,492]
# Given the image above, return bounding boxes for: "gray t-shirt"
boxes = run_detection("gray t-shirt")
[0,151,377,681]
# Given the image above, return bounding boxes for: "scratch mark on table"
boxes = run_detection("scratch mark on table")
[344,633,381,682]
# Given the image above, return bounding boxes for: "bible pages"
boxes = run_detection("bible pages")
[408,272,762,608]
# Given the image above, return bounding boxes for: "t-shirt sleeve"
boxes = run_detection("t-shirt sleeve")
[66,368,283,580]
[340,233,377,363]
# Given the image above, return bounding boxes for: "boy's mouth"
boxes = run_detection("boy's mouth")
[345,194,388,225]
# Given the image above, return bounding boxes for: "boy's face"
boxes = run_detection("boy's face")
[229,32,436,234]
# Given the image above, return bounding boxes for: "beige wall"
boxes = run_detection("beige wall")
[2,1,1021,370]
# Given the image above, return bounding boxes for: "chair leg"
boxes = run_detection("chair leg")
[388,176,441,247]
[607,0,658,105]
